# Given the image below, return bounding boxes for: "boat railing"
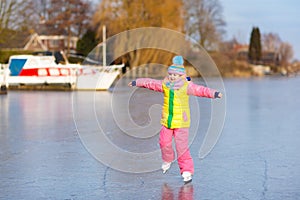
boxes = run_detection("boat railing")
[79,64,124,74]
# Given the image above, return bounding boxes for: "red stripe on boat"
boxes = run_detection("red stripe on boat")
[19,68,70,76]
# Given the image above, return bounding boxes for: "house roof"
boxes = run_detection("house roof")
[0,28,78,52]
[0,29,32,49]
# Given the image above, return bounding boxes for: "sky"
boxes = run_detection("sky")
[220,0,300,60]
[91,0,300,61]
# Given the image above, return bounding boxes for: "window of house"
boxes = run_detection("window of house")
[49,39,59,48]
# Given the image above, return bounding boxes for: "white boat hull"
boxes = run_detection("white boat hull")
[76,70,120,90]
[5,55,124,90]
[7,76,77,86]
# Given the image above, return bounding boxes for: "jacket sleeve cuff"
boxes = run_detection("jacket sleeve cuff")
[214,92,220,98]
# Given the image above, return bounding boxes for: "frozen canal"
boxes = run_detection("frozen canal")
[1,77,300,200]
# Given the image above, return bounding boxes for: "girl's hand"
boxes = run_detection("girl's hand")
[214,92,223,98]
[128,81,136,87]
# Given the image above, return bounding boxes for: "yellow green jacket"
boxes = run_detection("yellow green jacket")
[161,81,190,128]
[135,78,217,129]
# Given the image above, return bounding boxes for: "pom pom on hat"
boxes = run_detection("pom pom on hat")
[172,56,184,65]
[168,55,185,75]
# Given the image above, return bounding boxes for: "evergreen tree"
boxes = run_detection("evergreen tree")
[248,27,262,63]
[77,29,98,57]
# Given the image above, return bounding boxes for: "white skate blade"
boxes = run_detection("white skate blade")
[161,162,171,174]
[184,178,192,184]
[182,172,192,184]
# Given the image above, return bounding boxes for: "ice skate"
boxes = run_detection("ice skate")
[182,172,192,184]
[161,162,171,173]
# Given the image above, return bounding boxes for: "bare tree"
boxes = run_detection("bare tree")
[0,0,39,46]
[1,0,21,30]
[184,0,226,51]
[279,42,293,66]
[92,0,185,67]
[0,0,37,31]
[262,32,294,65]
[40,0,92,54]
[262,33,281,52]
[45,0,91,37]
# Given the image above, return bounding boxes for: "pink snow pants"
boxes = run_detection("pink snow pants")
[159,126,194,174]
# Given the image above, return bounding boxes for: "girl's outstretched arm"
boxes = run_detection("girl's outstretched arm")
[128,78,163,92]
[187,82,222,98]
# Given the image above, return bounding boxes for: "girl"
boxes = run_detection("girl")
[128,56,222,183]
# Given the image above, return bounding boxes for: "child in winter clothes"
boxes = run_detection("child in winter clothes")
[128,56,222,183]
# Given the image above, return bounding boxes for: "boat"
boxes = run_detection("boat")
[7,54,78,88]
[5,53,123,90]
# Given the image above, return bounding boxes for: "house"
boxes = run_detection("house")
[24,33,78,53]
[0,29,78,54]
[261,51,280,66]
[234,44,249,61]
[233,43,279,66]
